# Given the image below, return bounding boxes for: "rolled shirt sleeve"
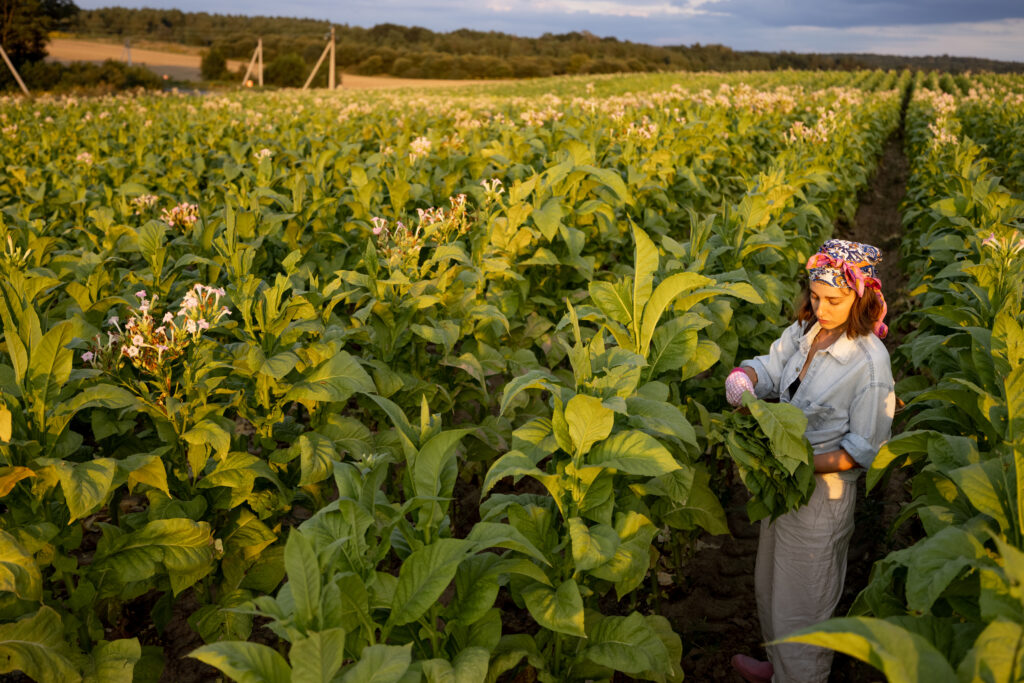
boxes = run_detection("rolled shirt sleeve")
[840,381,896,469]
[740,322,801,401]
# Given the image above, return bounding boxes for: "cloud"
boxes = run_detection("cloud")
[707,0,1024,28]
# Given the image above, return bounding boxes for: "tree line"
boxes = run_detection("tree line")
[2,3,1022,92]
[66,9,1024,80]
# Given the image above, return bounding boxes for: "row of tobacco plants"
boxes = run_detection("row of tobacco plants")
[0,71,905,680]
[781,77,1024,682]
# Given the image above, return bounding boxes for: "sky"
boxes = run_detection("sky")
[76,0,1024,62]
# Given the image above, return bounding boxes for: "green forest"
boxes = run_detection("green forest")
[62,6,1024,80]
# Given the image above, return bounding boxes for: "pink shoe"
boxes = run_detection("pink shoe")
[731,654,773,683]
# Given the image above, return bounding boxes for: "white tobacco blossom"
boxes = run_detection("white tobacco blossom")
[408,136,432,163]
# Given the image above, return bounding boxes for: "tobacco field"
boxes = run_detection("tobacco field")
[0,68,1022,682]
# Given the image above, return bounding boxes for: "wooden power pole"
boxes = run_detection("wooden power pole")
[241,38,263,86]
[0,43,30,96]
[303,27,336,90]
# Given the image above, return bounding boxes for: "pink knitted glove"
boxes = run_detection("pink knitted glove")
[725,368,755,407]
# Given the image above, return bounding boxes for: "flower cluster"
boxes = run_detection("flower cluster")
[160,202,199,229]
[254,148,273,160]
[408,136,432,163]
[1,235,32,270]
[370,194,471,268]
[82,286,230,377]
[519,108,563,127]
[480,178,504,196]
[981,231,1024,257]
[621,117,659,142]
[130,194,159,215]
[784,108,840,145]
[76,151,94,166]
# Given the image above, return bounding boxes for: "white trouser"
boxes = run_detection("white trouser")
[755,473,857,683]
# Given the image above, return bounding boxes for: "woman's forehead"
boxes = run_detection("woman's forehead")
[809,281,852,298]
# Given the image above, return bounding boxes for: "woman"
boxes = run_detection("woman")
[725,239,896,683]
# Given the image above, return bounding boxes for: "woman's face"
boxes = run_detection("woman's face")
[809,280,856,330]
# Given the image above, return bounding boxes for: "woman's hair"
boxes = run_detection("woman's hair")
[796,284,885,338]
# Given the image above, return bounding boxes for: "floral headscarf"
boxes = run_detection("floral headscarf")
[806,239,888,338]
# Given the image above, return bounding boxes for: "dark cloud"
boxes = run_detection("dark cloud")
[707,0,1024,28]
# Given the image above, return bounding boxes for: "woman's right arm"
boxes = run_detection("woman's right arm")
[738,322,801,401]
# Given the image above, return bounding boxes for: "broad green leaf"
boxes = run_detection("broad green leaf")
[589,280,633,328]
[564,394,614,457]
[780,617,957,683]
[464,521,551,565]
[120,453,170,497]
[904,526,987,614]
[190,642,291,683]
[482,450,546,496]
[639,272,713,357]
[588,430,680,476]
[0,406,10,442]
[956,618,1024,683]
[0,606,79,682]
[588,511,659,596]
[297,432,337,487]
[568,517,619,571]
[340,644,412,683]
[743,395,812,470]
[582,612,671,675]
[387,539,470,628]
[947,458,1011,533]
[25,320,74,429]
[182,419,231,476]
[290,628,346,683]
[421,646,490,683]
[533,196,563,241]
[0,466,35,497]
[0,529,41,600]
[284,530,321,633]
[285,351,374,405]
[93,518,214,595]
[83,638,142,683]
[413,429,471,500]
[498,370,556,417]
[47,457,118,523]
[631,225,659,345]
[522,579,586,637]
[260,351,300,380]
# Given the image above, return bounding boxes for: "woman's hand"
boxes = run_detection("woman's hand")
[725,367,756,407]
[813,449,858,473]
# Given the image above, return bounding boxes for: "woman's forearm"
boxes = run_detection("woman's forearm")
[814,448,858,473]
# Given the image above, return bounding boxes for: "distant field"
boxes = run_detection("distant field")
[45,37,508,88]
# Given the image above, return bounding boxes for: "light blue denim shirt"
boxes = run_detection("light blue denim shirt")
[740,320,896,481]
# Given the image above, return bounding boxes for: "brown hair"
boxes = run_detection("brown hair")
[796,284,884,338]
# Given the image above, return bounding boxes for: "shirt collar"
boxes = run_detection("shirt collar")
[798,321,858,364]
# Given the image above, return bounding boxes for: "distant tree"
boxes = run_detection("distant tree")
[200,47,227,79]
[1,0,79,67]
[264,52,306,86]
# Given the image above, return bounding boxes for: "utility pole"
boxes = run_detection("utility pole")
[303,27,336,90]
[121,39,132,66]
[328,26,335,90]
[241,38,263,86]
[0,43,30,96]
